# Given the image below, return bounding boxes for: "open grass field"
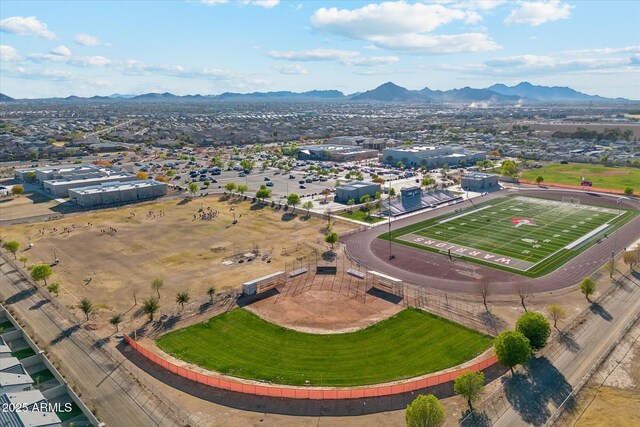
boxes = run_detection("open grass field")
[156,308,492,387]
[0,194,356,324]
[338,209,385,224]
[520,164,640,194]
[383,195,635,276]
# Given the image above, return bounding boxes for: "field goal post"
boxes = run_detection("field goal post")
[561,196,581,205]
[367,271,404,299]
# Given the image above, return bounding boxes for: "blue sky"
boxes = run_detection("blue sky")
[1,0,639,99]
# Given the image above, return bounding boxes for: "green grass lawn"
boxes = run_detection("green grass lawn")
[382,195,636,277]
[0,320,14,331]
[31,368,56,384]
[339,209,385,223]
[11,347,36,360]
[156,308,492,386]
[520,164,639,194]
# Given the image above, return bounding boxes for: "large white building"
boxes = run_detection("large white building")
[43,172,138,197]
[382,145,485,168]
[69,180,168,207]
[14,164,105,184]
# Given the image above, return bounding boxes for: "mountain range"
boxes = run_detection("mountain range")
[0,82,635,104]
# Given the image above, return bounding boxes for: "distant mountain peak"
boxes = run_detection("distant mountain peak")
[351,82,429,102]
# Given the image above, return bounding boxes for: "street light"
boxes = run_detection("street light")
[388,192,394,260]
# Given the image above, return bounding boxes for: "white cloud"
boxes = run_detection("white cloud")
[563,45,640,55]
[198,0,280,7]
[28,52,111,67]
[504,1,572,27]
[273,64,308,75]
[51,45,71,56]
[368,32,499,53]
[243,0,279,8]
[310,1,501,53]
[267,48,399,66]
[0,45,20,62]
[312,2,467,38]
[0,16,55,39]
[74,33,110,47]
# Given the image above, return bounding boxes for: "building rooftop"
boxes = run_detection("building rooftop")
[338,181,378,190]
[70,180,166,195]
[0,390,61,427]
[44,172,134,187]
[0,357,33,390]
[17,163,96,174]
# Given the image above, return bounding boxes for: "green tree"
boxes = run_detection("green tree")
[580,277,596,302]
[203,180,210,187]
[405,394,446,427]
[79,297,94,321]
[30,264,53,286]
[302,200,313,216]
[207,286,216,303]
[236,184,248,194]
[347,199,356,210]
[325,232,339,251]
[535,176,544,185]
[225,181,237,192]
[255,185,271,201]
[623,250,638,272]
[287,193,301,212]
[389,188,396,197]
[187,182,199,196]
[493,330,532,373]
[501,160,518,177]
[25,171,37,183]
[19,255,28,268]
[360,194,371,204]
[3,241,19,259]
[453,371,485,411]
[143,297,160,321]
[110,313,123,332]
[151,278,164,298]
[515,312,551,350]
[46,282,60,296]
[11,185,24,196]
[421,178,436,188]
[176,291,190,310]
[624,186,634,196]
[547,305,567,330]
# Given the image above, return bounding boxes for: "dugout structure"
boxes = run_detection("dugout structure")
[367,271,404,299]
[242,271,286,296]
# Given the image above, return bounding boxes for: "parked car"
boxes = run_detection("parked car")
[299,184,306,189]
[266,181,274,187]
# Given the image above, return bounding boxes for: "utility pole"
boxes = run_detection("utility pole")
[388,194,394,260]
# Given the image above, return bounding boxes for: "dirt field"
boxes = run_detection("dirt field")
[0,190,76,221]
[1,194,357,324]
[246,281,403,334]
[574,319,640,427]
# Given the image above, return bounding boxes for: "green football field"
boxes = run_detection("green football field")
[386,195,631,275]
[156,308,492,386]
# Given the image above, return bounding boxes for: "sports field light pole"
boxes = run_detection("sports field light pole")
[388,191,394,260]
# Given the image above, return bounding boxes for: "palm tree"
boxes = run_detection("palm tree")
[150,278,163,298]
[79,298,94,321]
[207,287,216,303]
[109,313,123,332]
[142,297,160,321]
[176,291,190,310]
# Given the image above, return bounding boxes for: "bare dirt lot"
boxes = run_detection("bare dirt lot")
[1,194,357,325]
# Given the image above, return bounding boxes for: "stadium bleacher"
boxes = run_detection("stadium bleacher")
[382,189,462,217]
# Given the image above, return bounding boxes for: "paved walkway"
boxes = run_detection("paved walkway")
[463,270,640,426]
[0,256,185,426]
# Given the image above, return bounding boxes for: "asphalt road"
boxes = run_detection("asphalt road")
[0,256,182,427]
[343,188,640,294]
[493,270,640,426]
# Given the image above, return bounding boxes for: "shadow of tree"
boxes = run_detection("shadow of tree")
[558,331,580,353]
[321,251,336,262]
[589,302,613,322]
[478,311,507,335]
[29,299,50,310]
[503,356,573,426]
[459,410,491,427]
[5,288,37,305]
[281,212,296,221]
[50,324,80,345]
